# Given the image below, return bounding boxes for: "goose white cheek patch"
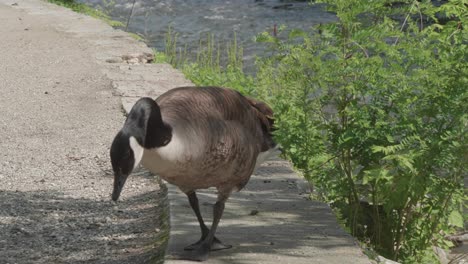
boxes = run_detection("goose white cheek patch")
[157,133,185,161]
[129,136,144,170]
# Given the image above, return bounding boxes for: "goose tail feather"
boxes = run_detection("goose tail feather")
[246,97,276,152]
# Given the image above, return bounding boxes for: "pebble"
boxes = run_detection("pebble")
[249,209,259,216]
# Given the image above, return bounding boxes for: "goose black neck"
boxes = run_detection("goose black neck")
[124,97,172,149]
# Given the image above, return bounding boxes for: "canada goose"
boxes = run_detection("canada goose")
[110,86,276,261]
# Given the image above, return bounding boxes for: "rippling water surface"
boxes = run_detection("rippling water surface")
[80,0,336,68]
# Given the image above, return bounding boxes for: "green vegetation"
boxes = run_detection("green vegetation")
[255,0,467,262]
[128,32,145,42]
[159,0,467,262]
[46,0,123,27]
[155,27,255,95]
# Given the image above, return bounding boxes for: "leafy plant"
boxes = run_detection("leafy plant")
[254,0,467,262]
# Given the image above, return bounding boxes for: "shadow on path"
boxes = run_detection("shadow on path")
[0,182,168,264]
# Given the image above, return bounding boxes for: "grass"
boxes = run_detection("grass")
[128,32,145,42]
[153,49,170,64]
[46,0,123,27]
[155,28,256,96]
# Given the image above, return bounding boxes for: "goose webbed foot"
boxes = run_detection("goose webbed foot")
[210,237,232,251]
[182,191,230,261]
[184,236,232,251]
[182,242,211,262]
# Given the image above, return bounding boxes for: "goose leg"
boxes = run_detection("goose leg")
[184,191,209,250]
[184,191,231,251]
[185,193,231,261]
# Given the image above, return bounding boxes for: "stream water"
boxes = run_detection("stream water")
[79,0,336,69]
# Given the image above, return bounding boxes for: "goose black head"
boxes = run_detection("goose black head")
[110,97,171,201]
[110,132,144,201]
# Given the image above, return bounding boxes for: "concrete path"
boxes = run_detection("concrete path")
[163,159,371,264]
[0,0,371,263]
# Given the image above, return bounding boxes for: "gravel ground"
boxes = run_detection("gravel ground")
[0,4,167,263]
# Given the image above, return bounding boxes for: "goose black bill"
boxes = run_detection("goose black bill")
[112,172,129,201]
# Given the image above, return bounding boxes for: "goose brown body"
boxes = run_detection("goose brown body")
[110,86,275,261]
